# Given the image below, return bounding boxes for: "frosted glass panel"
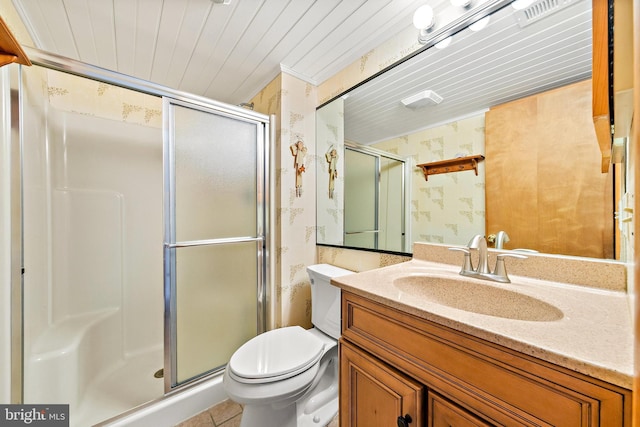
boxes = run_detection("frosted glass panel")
[379,157,404,252]
[344,149,377,249]
[175,242,258,383]
[174,106,257,241]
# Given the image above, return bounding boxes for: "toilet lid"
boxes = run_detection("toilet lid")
[229,326,325,383]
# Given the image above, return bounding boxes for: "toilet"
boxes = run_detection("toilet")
[223,264,353,427]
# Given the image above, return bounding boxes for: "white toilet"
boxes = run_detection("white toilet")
[223,264,353,427]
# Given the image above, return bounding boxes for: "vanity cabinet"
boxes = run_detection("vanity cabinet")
[339,291,632,427]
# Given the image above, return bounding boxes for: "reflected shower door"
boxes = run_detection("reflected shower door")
[344,148,378,249]
[379,157,405,252]
[164,99,267,389]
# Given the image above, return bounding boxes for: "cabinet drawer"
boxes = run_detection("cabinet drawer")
[342,291,630,426]
[429,391,493,427]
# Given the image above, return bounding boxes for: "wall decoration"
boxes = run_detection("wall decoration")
[290,139,307,197]
[325,145,339,199]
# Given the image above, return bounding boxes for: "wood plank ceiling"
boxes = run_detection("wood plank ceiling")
[11,0,437,105]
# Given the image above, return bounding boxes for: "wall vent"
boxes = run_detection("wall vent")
[515,0,585,27]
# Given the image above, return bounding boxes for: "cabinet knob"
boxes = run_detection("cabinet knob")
[397,414,412,427]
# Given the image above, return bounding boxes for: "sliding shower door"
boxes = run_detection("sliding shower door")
[344,147,406,252]
[344,149,378,249]
[164,98,268,389]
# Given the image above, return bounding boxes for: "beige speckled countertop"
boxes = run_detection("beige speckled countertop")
[332,255,634,390]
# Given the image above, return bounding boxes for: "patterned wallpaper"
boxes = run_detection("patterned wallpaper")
[316,99,345,247]
[251,73,318,329]
[374,114,486,247]
[44,69,162,127]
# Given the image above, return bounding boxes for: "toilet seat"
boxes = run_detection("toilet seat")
[229,326,325,384]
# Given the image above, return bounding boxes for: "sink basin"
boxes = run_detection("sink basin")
[393,275,563,322]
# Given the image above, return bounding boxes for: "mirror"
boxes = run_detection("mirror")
[316,0,624,259]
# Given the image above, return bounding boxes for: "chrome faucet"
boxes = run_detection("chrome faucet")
[487,230,510,249]
[467,234,490,274]
[448,234,527,283]
[495,231,510,249]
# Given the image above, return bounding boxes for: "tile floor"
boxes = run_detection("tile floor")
[174,399,339,427]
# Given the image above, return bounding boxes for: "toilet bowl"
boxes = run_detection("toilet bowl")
[223,264,353,427]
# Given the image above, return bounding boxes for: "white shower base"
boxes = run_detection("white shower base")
[73,348,164,427]
[98,374,228,427]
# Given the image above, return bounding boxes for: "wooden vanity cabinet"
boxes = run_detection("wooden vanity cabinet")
[339,291,632,427]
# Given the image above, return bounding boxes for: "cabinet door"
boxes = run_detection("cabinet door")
[340,339,423,427]
[429,391,494,427]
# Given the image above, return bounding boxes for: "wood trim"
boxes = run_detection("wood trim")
[593,0,612,172]
[632,0,640,423]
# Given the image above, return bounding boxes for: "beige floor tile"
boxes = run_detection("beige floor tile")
[217,413,242,427]
[326,413,339,427]
[174,409,215,427]
[208,399,243,425]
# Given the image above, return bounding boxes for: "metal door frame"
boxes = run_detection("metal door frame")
[162,97,269,391]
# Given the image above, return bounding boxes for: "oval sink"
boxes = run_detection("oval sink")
[393,275,563,322]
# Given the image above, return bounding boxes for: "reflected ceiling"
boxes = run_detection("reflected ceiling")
[342,0,591,145]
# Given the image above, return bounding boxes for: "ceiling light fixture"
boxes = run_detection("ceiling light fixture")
[413,5,436,44]
[401,90,443,109]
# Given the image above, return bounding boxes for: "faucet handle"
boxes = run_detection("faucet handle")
[448,247,473,273]
[493,253,527,283]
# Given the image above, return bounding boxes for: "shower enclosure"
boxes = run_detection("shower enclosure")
[343,145,406,252]
[5,51,270,426]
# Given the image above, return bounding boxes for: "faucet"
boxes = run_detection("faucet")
[467,234,490,274]
[448,234,527,283]
[495,231,510,249]
[487,230,510,249]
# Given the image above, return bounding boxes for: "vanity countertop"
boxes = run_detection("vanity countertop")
[331,258,634,390]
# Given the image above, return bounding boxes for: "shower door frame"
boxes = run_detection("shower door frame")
[10,47,272,401]
[163,97,270,391]
[343,142,410,253]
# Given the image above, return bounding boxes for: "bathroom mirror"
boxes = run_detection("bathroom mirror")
[316,0,625,260]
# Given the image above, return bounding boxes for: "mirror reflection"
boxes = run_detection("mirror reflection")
[316,0,624,260]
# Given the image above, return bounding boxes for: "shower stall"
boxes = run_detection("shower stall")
[3,50,270,426]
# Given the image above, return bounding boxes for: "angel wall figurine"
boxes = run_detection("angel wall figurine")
[290,139,307,197]
[325,145,338,199]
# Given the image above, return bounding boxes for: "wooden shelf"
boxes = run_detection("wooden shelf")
[416,154,484,181]
[0,16,31,68]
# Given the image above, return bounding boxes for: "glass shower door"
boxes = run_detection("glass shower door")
[344,148,378,249]
[164,98,267,389]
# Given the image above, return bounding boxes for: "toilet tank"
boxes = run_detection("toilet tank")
[306,264,353,340]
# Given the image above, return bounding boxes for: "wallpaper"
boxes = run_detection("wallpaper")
[251,72,318,329]
[316,98,345,247]
[44,69,162,127]
[374,114,486,247]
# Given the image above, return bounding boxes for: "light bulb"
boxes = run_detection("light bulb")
[469,16,490,31]
[435,37,452,49]
[413,5,435,30]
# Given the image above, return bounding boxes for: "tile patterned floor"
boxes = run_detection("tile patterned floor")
[174,399,339,427]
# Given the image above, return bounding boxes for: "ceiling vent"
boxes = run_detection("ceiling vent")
[515,0,584,28]
[401,90,443,109]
